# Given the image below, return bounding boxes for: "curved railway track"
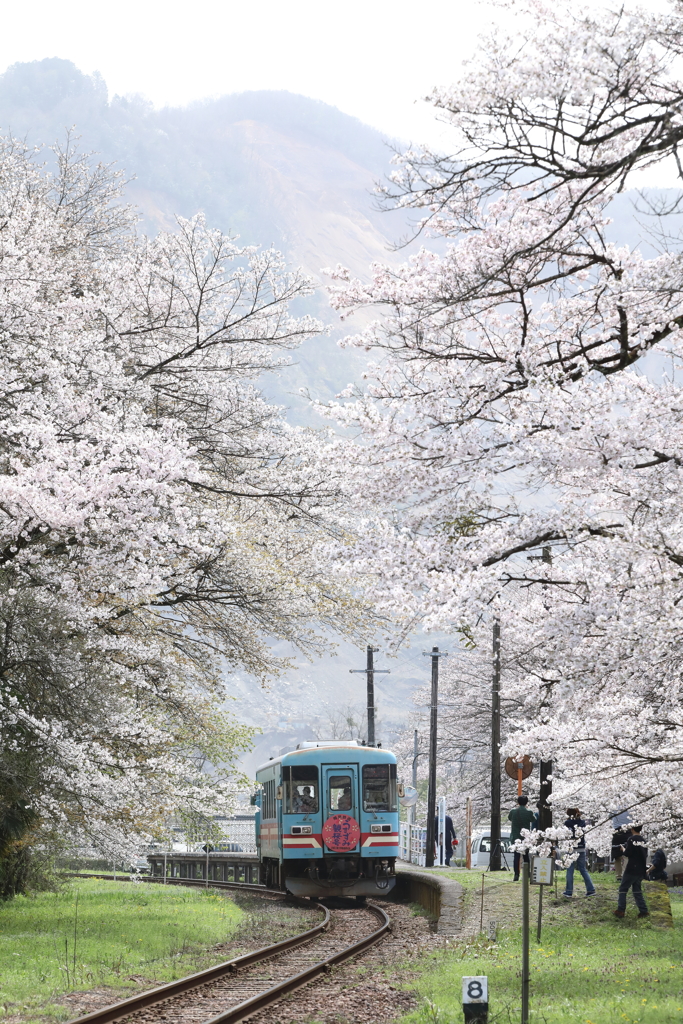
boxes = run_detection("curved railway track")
[66,899,390,1024]
[65,873,272,897]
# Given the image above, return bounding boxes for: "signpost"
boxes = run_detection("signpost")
[504,755,534,797]
[531,856,554,943]
[531,857,554,885]
[521,861,530,1024]
[462,976,488,1023]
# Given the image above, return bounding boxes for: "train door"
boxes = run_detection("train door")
[322,764,360,853]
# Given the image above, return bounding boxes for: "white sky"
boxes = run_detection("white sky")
[0,0,495,144]
[0,0,674,152]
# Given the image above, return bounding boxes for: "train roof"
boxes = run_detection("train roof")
[255,741,397,775]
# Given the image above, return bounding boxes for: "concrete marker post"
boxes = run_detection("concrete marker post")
[463,976,488,1023]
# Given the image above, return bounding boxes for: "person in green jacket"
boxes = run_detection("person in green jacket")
[508,795,536,880]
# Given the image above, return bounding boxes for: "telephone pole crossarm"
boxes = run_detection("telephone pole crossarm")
[350,646,390,747]
[423,647,449,868]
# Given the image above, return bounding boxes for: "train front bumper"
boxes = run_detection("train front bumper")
[284,875,396,898]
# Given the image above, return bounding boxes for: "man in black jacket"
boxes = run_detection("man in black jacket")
[434,814,458,866]
[508,795,537,881]
[614,825,649,918]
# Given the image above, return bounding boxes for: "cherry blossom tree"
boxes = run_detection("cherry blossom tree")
[320,0,683,853]
[0,136,366,880]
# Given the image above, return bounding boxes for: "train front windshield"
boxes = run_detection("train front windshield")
[362,764,397,812]
[283,765,319,813]
[329,774,353,811]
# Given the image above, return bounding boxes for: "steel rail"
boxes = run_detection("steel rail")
[205,901,390,1024]
[64,901,390,1024]
[65,903,331,1024]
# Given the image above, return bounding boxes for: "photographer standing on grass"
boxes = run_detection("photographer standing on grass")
[614,826,649,919]
[508,795,536,881]
[563,808,597,898]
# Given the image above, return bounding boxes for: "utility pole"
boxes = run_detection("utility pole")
[490,618,502,871]
[411,729,418,825]
[423,646,448,868]
[350,646,390,746]
[466,796,473,869]
[528,546,553,831]
[408,728,419,864]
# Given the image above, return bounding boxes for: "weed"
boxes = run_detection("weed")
[0,879,243,1021]
[399,877,683,1024]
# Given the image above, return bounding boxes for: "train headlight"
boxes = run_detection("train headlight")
[370,824,393,833]
[291,826,312,835]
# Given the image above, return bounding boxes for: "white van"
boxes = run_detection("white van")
[470,830,513,868]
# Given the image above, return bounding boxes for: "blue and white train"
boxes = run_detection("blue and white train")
[254,740,401,897]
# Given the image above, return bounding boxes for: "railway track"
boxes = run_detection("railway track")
[66,900,390,1024]
[64,873,271,896]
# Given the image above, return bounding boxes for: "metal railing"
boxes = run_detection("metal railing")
[399,822,427,866]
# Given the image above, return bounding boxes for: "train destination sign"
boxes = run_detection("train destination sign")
[322,814,361,851]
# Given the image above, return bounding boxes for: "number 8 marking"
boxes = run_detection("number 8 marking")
[467,981,483,999]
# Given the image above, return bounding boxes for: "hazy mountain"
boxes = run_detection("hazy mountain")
[0,58,418,414]
[0,59,409,273]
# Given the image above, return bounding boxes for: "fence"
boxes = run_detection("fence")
[399,796,450,866]
[399,822,427,865]
[171,815,257,855]
[214,815,257,853]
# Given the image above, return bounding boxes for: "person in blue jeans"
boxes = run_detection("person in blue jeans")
[563,807,596,897]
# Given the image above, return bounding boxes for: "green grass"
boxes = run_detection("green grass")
[0,878,243,1020]
[401,878,683,1024]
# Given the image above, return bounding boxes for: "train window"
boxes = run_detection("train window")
[283,765,319,814]
[329,774,353,811]
[262,779,277,819]
[362,764,397,812]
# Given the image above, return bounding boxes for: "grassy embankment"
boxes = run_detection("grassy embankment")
[402,869,683,1024]
[0,877,308,1023]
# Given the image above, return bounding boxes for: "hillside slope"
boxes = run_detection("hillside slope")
[0,59,406,278]
[0,58,415,411]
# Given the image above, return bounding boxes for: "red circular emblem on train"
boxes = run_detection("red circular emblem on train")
[322,814,361,851]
